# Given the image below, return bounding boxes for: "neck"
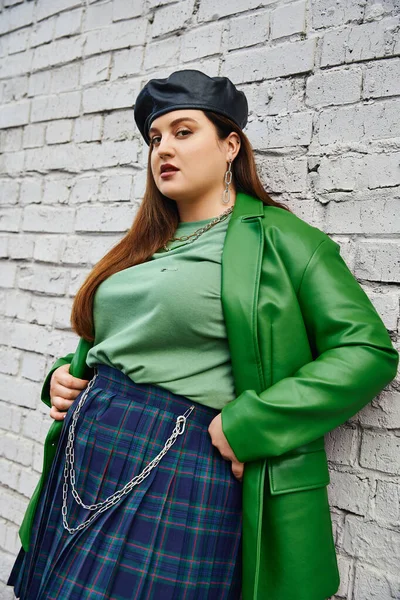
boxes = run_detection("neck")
[177,189,236,223]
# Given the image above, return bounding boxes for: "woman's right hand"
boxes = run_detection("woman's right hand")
[49,364,90,421]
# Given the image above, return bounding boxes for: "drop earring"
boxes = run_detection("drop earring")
[222,159,233,205]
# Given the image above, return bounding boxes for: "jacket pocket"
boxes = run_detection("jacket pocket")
[267,448,330,496]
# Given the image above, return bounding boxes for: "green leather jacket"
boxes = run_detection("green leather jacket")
[19,191,399,600]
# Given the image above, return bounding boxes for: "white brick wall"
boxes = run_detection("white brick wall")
[0,1,399,599]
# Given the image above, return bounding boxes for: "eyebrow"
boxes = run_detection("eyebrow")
[149,117,199,135]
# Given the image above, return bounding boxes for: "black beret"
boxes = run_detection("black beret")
[134,69,248,146]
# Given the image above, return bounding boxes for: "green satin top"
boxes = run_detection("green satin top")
[85,212,236,410]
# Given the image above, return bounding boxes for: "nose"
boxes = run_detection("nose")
[156,134,175,158]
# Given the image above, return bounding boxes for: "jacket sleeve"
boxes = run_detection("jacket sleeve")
[40,353,74,409]
[221,236,399,462]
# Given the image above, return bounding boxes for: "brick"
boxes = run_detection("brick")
[34,235,64,263]
[0,348,19,377]
[327,470,370,516]
[111,47,143,80]
[8,234,34,259]
[311,0,364,29]
[0,208,21,231]
[23,123,46,149]
[1,432,34,467]
[353,563,400,600]
[31,91,81,122]
[152,0,195,37]
[321,17,400,67]
[317,153,400,191]
[0,101,29,129]
[355,241,400,283]
[32,36,84,71]
[198,0,276,22]
[112,0,143,20]
[85,1,113,31]
[0,488,28,526]
[19,178,42,206]
[358,390,400,430]
[271,0,306,40]
[69,176,100,204]
[0,262,16,288]
[54,7,83,39]
[257,157,308,193]
[73,115,103,143]
[364,57,400,99]
[99,174,133,202]
[18,264,68,296]
[31,15,54,47]
[181,22,223,62]
[0,2,34,35]
[4,290,30,320]
[318,99,400,145]
[46,119,74,144]
[374,479,400,526]
[22,205,75,233]
[326,198,400,235]
[53,301,74,329]
[21,351,48,383]
[82,80,140,114]
[62,234,120,265]
[84,18,147,56]
[144,36,181,70]
[42,178,71,205]
[227,11,269,50]
[343,515,400,575]
[360,431,400,475]
[81,54,111,86]
[75,204,136,232]
[325,426,356,466]
[0,50,32,79]
[0,179,19,205]
[224,38,316,83]
[36,0,84,22]
[245,110,313,148]
[307,67,362,106]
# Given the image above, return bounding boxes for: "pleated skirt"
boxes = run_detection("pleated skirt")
[7,363,243,600]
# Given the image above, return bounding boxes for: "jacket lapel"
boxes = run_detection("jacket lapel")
[221,191,268,396]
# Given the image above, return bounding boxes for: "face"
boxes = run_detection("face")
[149,109,239,204]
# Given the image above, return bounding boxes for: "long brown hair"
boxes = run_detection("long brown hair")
[70,110,292,342]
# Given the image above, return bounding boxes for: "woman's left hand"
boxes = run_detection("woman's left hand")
[208,413,244,482]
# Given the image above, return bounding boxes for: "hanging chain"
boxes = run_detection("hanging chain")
[62,369,195,534]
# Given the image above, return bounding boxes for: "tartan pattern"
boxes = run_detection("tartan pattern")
[8,364,243,599]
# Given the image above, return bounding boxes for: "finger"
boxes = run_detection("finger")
[56,365,90,391]
[49,405,68,421]
[231,462,244,481]
[51,396,75,411]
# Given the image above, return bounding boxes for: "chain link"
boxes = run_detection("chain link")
[163,205,233,251]
[62,368,195,534]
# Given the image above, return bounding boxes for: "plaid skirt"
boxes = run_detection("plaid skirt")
[7,364,243,599]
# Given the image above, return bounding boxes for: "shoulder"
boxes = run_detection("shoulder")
[262,204,338,254]
[261,205,341,284]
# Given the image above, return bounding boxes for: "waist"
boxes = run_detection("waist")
[93,363,220,427]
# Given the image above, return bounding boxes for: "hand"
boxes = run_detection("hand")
[49,364,89,421]
[208,413,244,482]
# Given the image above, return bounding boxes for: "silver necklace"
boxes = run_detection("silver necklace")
[163,205,234,252]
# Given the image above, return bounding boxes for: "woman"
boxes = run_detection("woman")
[8,69,399,600]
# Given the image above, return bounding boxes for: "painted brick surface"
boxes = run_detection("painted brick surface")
[0,1,399,599]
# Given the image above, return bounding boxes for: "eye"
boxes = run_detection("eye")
[150,129,191,145]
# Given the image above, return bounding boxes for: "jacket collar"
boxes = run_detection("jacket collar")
[229,189,265,220]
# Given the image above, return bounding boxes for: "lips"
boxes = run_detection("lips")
[160,164,179,174]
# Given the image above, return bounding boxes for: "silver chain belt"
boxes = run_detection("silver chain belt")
[62,369,195,534]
